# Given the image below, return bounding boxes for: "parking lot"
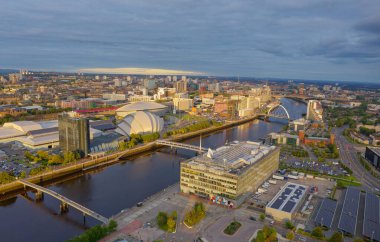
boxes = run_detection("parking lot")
[0,142,39,177]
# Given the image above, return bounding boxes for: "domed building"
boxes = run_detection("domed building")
[116,101,168,118]
[115,111,164,137]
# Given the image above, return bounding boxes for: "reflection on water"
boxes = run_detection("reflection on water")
[0,98,306,242]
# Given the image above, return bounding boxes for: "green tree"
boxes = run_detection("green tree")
[48,154,63,165]
[286,230,295,240]
[284,220,294,230]
[259,213,265,221]
[328,232,343,242]
[0,172,15,184]
[118,141,127,151]
[312,227,324,239]
[167,217,176,232]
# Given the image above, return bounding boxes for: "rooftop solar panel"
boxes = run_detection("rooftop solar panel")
[283,201,296,212]
[363,192,380,241]
[338,187,360,235]
[315,198,337,228]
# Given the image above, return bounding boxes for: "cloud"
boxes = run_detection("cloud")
[78,67,205,76]
[0,0,379,82]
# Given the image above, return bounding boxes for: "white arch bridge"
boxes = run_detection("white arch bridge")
[155,140,207,153]
[266,104,292,120]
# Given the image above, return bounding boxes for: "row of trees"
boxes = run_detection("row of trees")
[118,133,161,151]
[0,171,15,184]
[156,211,177,232]
[183,202,206,227]
[163,120,222,138]
[67,220,117,242]
[25,150,81,166]
[359,126,376,136]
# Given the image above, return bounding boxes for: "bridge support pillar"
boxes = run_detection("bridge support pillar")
[60,202,69,214]
[83,213,86,224]
[35,191,44,202]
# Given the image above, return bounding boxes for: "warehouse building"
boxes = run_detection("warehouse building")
[265,182,308,221]
[180,141,280,207]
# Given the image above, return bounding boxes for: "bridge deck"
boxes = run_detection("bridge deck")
[156,140,207,152]
[18,180,109,224]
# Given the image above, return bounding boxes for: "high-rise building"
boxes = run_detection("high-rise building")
[175,80,188,93]
[181,75,187,81]
[58,112,90,156]
[144,79,156,90]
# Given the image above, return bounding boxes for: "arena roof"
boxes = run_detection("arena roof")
[338,187,360,235]
[267,182,307,214]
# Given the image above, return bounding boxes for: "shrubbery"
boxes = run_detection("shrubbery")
[66,220,117,242]
[223,221,241,235]
[253,225,277,242]
[156,211,177,232]
[184,202,206,227]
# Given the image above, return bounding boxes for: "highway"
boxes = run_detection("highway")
[334,127,380,192]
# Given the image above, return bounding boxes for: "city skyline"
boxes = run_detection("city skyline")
[1,0,380,83]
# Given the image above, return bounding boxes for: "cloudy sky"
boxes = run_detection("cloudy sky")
[1,0,380,82]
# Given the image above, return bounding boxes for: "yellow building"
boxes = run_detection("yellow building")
[180,141,280,207]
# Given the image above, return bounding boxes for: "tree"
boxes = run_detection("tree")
[0,172,15,184]
[118,141,127,151]
[286,231,295,240]
[284,220,294,230]
[167,217,176,232]
[312,227,324,239]
[259,213,265,221]
[48,154,63,165]
[328,232,343,242]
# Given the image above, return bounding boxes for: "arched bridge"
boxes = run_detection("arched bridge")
[266,104,291,120]
[155,140,207,153]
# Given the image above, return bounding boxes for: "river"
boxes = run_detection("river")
[0,98,306,242]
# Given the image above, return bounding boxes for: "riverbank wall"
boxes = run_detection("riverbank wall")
[0,115,259,197]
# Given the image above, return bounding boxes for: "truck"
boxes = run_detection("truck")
[272,174,285,180]
[268,179,277,185]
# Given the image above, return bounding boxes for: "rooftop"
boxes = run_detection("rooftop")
[184,141,277,175]
[267,182,308,214]
[116,101,167,112]
[338,187,361,235]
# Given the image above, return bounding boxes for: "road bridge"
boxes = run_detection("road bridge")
[155,140,207,153]
[18,180,109,224]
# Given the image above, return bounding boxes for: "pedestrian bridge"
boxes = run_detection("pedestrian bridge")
[155,140,207,153]
[18,180,109,224]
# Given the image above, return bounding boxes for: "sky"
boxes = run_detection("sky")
[0,0,380,82]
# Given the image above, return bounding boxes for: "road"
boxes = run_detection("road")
[334,127,380,191]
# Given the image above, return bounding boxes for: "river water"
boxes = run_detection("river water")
[0,98,306,242]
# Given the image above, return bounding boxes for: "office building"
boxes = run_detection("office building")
[173,98,193,111]
[175,80,188,93]
[306,100,323,122]
[58,112,90,156]
[180,141,280,207]
[144,79,156,90]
